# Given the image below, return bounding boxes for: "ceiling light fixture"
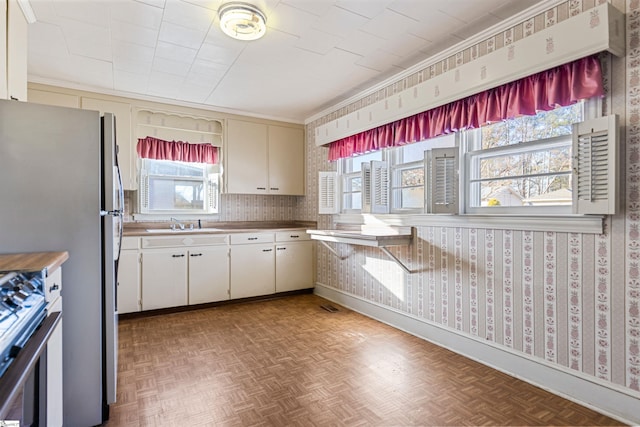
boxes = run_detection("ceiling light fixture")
[218,2,267,41]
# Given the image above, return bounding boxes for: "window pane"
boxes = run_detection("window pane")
[400,134,456,163]
[343,193,362,210]
[480,103,582,149]
[146,159,205,177]
[149,177,204,210]
[349,151,382,173]
[350,177,362,192]
[392,187,424,209]
[470,175,571,207]
[142,158,217,214]
[401,141,429,163]
[401,168,424,186]
[479,146,571,180]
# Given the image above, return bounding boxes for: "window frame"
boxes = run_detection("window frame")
[138,158,220,216]
[338,151,384,214]
[463,134,574,215]
[389,159,426,213]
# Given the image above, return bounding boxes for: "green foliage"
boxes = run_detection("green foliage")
[477,103,582,203]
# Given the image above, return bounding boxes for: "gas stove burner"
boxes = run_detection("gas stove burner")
[1,297,20,311]
[0,269,47,378]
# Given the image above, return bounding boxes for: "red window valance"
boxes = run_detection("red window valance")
[137,136,219,164]
[328,55,604,161]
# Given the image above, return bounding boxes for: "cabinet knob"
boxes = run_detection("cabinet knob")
[190,253,203,257]
[172,254,185,258]
[248,237,258,241]
[262,248,273,252]
[49,283,60,292]
[270,187,279,191]
[257,187,266,190]
[290,235,299,238]
[277,247,286,251]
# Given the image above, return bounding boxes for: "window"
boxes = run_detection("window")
[340,151,382,212]
[336,135,455,214]
[139,159,219,214]
[327,100,618,218]
[464,103,583,214]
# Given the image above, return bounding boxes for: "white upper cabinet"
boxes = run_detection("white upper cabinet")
[226,119,269,194]
[2,0,28,101]
[226,119,305,195]
[268,125,305,195]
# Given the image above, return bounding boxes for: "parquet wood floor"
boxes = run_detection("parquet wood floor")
[103,294,624,427]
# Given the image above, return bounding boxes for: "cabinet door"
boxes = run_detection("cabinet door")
[6,0,27,101]
[142,249,188,310]
[230,244,275,299]
[226,119,268,194]
[81,98,135,190]
[276,241,314,292]
[188,246,230,304]
[47,296,63,427]
[118,249,140,314]
[268,125,305,195]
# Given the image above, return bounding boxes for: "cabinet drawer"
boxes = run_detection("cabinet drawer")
[45,267,62,304]
[142,234,228,248]
[230,233,274,245]
[142,236,185,248]
[121,236,140,250]
[275,230,311,242]
[185,234,229,246]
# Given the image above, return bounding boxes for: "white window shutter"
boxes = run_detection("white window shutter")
[318,171,339,214]
[429,148,459,214]
[361,163,372,213]
[371,160,390,214]
[139,168,149,213]
[572,114,619,215]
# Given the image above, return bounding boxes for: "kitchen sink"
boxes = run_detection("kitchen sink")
[145,228,225,233]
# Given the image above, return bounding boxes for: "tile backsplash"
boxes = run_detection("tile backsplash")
[123,190,298,223]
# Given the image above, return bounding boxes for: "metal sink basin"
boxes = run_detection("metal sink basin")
[145,228,225,233]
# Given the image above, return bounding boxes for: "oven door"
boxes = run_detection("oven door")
[0,312,62,426]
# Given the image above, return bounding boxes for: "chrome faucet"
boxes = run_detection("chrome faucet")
[170,217,185,230]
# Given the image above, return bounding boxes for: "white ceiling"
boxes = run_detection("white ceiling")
[26,0,542,123]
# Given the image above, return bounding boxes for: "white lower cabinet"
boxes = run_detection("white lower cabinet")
[118,250,141,314]
[188,247,230,305]
[230,232,275,299]
[120,229,312,311]
[276,241,314,292]
[137,234,230,310]
[230,243,275,299]
[141,248,188,310]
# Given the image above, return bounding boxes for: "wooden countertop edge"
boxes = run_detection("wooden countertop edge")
[0,251,69,276]
[123,227,314,237]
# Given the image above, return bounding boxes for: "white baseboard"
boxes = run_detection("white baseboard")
[314,283,640,425]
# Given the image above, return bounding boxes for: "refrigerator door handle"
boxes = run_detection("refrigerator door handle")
[99,209,123,217]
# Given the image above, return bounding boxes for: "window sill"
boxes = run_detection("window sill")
[335,213,604,234]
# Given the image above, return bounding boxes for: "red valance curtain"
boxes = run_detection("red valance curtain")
[137,136,219,164]
[328,55,604,161]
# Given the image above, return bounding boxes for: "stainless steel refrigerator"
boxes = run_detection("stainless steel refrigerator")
[0,99,122,426]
